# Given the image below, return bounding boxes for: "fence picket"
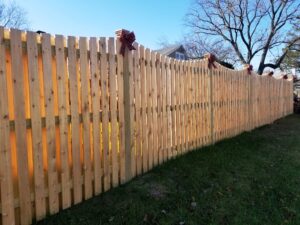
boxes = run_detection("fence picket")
[108,38,119,187]
[55,35,72,208]
[0,27,15,225]
[134,43,142,175]
[152,51,158,166]
[99,37,110,191]
[67,36,82,204]
[26,31,46,220]
[89,37,102,194]
[10,29,32,225]
[79,37,93,199]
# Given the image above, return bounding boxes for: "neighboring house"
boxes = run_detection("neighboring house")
[156,44,188,60]
[156,44,234,69]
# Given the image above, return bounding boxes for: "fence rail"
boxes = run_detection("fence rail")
[0,27,293,225]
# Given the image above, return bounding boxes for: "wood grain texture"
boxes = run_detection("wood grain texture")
[79,37,93,199]
[55,35,71,209]
[89,37,101,194]
[27,31,46,220]
[67,36,82,204]
[10,29,32,225]
[108,38,119,187]
[0,27,15,225]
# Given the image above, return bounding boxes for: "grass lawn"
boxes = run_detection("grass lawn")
[36,114,300,225]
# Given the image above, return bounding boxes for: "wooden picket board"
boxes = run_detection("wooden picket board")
[177,61,182,153]
[99,37,110,191]
[218,66,222,139]
[182,61,187,152]
[181,60,186,151]
[222,66,226,138]
[128,43,136,178]
[170,58,176,157]
[193,60,198,148]
[226,69,230,136]
[191,61,196,149]
[151,51,158,165]
[187,61,191,149]
[55,35,71,209]
[156,53,163,163]
[133,43,142,175]
[190,61,195,149]
[187,61,190,150]
[166,58,172,158]
[200,60,205,145]
[145,48,153,169]
[204,60,208,145]
[139,45,148,173]
[186,61,190,149]
[195,60,201,147]
[175,60,181,154]
[10,29,32,225]
[67,36,82,204]
[0,27,15,225]
[42,34,60,213]
[217,67,221,140]
[116,39,125,184]
[89,37,102,194]
[79,37,93,199]
[205,60,210,145]
[190,61,194,148]
[108,38,119,187]
[26,31,46,220]
[199,60,204,145]
[160,55,166,161]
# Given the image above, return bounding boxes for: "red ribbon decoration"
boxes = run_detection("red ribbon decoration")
[207,53,217,69]
[268,71,274,77]
[116,29,136,56]
[283,74,288,80]
[293,75,299,82]
[247,64,253,75]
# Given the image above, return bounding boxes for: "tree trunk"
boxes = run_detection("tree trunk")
[257,63,264,75]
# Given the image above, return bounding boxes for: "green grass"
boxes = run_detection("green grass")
[36,114,300,225]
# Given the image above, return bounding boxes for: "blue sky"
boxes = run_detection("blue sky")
[13,0,191,50]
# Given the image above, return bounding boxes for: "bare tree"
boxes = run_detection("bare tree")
[281,15,300,73]
[186,0,300,74]
[183,33,239,65]
[0,1,28,29]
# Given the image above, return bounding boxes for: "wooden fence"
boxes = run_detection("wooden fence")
[0,27,293,225]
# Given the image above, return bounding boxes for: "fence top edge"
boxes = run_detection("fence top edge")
[0,26,294,82]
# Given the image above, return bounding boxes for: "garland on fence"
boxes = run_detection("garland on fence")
[116,29,136,56]
[206,53,217,69]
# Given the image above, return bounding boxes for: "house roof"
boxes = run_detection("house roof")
[156,44,184,56]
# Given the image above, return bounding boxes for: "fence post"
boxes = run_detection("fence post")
[115,29,133,181]
[205,54,214,145]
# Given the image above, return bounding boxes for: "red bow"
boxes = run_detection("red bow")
[247,64,253,75]
[268,71,274,77]
[207,53,217,69]
[116,29,136,56]
[283,74,288,80]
